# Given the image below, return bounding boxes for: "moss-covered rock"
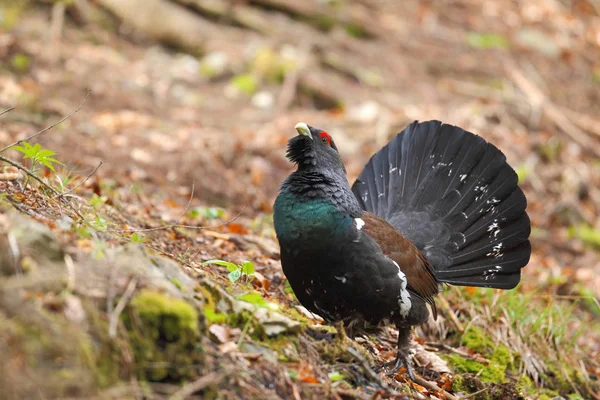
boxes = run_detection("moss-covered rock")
[122,289,203,381]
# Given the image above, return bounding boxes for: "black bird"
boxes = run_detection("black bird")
[273,121,531,379]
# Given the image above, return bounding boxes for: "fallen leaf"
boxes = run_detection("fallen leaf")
[219,341,238,354]
[227,223,248,235]
[209,324,230,343]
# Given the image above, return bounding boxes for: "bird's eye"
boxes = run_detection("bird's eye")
[319,131,331,146]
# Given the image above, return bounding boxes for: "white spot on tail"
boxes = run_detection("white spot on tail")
[391,260,411,317]
[334,275,347,283]
[355,218,365,230]
[486,242,504,258]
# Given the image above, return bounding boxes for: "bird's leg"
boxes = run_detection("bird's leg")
[382,327,416,380]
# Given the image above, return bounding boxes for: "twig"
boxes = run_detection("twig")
[168,372,227,400]
[7,232,22,276]
[426,342,489,365]
[106,207,245,233]
[0,154,85,220]
[0,90,90,153]
[64,253,76,292]
[56,161,103,198]
[345,346,391,392]
[461,386,489,399]
[108,277,138,338]
[413,376,458,400]
[0,107,15,117]
[438,295,464,333]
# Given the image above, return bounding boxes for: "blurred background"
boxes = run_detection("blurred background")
[3,0,599,289]
[1,0,599,398]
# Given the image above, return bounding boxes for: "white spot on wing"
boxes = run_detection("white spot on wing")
[391,260,411,317]
[355,218,365,231]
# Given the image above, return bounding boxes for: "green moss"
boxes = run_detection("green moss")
[444,354,506,383]
[450,326,518,383]
[10,53,31,72]
[122,290,202,381]
[543,361,588,396]
[260,335,300,362]
[344,23,367,38]
[452,375,480,394]
[461,326,494,353]
[170,278,183,291]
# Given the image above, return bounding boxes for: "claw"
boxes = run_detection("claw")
[382,350,416,381]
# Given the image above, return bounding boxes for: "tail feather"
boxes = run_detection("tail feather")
[352,121,531,289]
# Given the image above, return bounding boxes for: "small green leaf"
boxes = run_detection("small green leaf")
[40,159,56,171]
[230,73,258,95]
[228,269,242,283]
[241,260,255,275]
[237,292,265,305]
[91,216,108,231]
[37,149,56,157]
[328,372,345,382]
[130,232,145,243]
[236,292,278,310]
[466,32,509,50]
[202,259,240,271]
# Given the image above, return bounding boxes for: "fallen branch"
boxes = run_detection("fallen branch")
[413,376,458,400]
[168,372,227,400]
[0,107,15,117]
[108,276,138,338]
[437,295,464,333]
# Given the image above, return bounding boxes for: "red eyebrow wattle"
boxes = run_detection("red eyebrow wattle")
[319,131,331,145]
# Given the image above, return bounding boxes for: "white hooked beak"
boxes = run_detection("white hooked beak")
[295,122,312,139]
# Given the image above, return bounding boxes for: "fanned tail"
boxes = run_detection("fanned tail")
[351,120,531,289]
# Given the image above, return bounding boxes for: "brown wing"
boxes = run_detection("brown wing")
[361,212,439,318]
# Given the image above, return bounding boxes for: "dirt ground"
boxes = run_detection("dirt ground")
[1,0,600,399]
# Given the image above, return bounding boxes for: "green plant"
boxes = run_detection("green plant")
[466,32,509,50]
[89,194,108,209]
[187,206,224,220]
[130,232,145,243]
[236,292,278,310]
[13,141,62,172]
[202,259,255,283]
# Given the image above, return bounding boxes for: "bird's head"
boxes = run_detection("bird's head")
[286,122,346,174]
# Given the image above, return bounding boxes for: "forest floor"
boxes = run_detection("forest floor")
[1,1,600,399]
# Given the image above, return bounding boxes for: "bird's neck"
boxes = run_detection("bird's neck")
[274,191,353,246]
[279,170,363,217]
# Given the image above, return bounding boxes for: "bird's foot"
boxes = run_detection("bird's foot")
[381,350,416,381]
